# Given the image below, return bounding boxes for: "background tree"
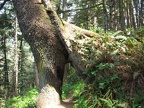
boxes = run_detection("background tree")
[0,0,35,100]
[63,0,144,32]
[13,17,18,96]
[62,0,68,20]
[0,5,13,99]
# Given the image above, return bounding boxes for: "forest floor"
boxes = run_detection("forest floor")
[61,99,77,108]
[61,91,77,108]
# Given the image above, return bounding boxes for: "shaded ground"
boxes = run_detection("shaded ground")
[61,91,77,108]
[45,90,77,108]
[61,99,77,108]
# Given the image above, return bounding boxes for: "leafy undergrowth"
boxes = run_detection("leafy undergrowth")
[63,28,144,108]
[2,28,144,108]
[4,88,38,108]
[64,68,144,108]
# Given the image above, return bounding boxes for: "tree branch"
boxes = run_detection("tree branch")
[42,0,100,79]
[57,3,102,14]
[42,0,52,9]
[0,0,10,10]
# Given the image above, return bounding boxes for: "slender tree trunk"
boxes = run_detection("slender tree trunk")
[128,0,135,29]
[87,1,93,29]
[19,37,23,73]
[93,17,98,28]
[119,0,125,31]
[62,0,68,21]
[13,17,19,96]
[102,0,108,32]
[109,0,112,30]
[114,0,119,30]
[34,63,39,88]
[131,0,136,30]
[139,0,144,27]
[19,37,25,92]
[109,0,115,30]
[134,0,139,28]
[126,0,130,28]
[3,34,9,98]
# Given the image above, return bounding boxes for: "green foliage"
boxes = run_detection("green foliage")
[4,88,38,108]
[62,70,85,100]
[1,1,144,107]
[63,27,144,108]
[62,84,71,99]
[0,1,35,100]
[0,5,16,99]
[73,96,89,108]
[18,42,35,92]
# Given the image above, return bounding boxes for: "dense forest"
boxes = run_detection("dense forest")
[0,0,144,108]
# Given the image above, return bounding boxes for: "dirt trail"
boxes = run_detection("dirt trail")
[61,98,77,108]
[48,91,77,108]
[60,91,77,108]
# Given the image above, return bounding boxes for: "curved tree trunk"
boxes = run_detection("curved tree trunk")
[13,0,68,107]
[12,0,100,107]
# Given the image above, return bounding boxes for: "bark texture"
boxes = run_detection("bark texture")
[13,17,18,96]
[13,0,68,107]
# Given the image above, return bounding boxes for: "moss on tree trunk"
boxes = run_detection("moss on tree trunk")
[13,0,68,107]
[12,0,100,107]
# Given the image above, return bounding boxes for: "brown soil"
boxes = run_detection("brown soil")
[61,99,77,108]
[60,91,77,108]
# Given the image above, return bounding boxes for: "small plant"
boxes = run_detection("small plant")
[4,88,38,108]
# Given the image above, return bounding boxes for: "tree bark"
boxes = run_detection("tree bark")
[139,0,144,27]
[19,37,24,92]
[34,63,39,88]
[62,0,68,20]
[109,0,115,30]
[119,0,125,31]
[3,34,9,98]
[128,0,136,30]
[102,0,108,32]
[13,17,19,96]
[126,0,130,28]
[12,0,100,107]
[13,0,68,106]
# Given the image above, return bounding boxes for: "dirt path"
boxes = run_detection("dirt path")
[48,91,77,108]
[61,98,77,108]
[60,91,77,108]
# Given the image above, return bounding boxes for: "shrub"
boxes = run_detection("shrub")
[4,88,38,108]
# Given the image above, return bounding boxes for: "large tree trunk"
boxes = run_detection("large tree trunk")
[13,0,68,107]
[12,0,100,107]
